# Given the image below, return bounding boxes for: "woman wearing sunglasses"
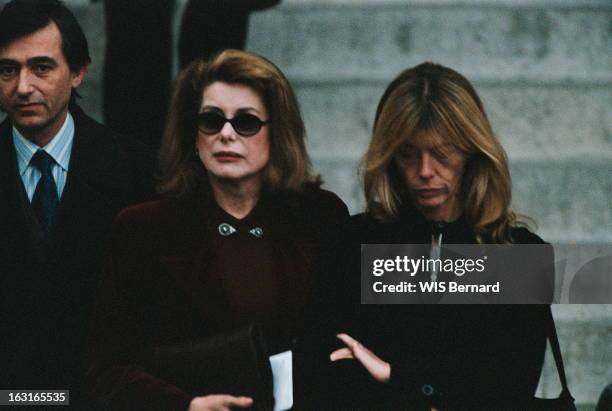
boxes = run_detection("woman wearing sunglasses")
[88,50,349,410]
[330,62,554,409]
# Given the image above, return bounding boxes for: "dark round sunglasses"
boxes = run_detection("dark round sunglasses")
[197,111,269,137]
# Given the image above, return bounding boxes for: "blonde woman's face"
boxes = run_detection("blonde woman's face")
[395,131,467,222]
[196,81,270,186]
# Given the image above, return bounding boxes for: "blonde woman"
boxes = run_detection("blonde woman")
[332,63,552,409]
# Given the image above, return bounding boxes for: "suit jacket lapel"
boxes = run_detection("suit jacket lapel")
[46,107,132,267]
[0,120,32,276]
[0,120,55,347]
[39,107,133,328]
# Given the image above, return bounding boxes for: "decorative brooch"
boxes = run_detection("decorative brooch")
[218,223,263,238]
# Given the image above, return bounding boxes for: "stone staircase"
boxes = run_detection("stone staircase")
[2,0,610,407]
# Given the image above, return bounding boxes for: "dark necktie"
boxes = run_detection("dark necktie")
[31,150,59,236]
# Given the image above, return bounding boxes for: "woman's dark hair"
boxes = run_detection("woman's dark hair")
[0,0,91,73]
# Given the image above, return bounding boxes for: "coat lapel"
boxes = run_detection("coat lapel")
[0,120,33,332]
[266,196,312,321]
[0,120,30,258]
[0,120,72,354]
[34,107,134,329]
[45,107,133,269]
[156,197,232,332]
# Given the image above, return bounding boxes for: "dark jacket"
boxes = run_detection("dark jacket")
[0,106,155,407]
[344,208,550,410]
[87,186,349,411]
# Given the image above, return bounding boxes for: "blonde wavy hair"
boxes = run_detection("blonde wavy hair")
[158,49,319,198]
[363,62,526,243]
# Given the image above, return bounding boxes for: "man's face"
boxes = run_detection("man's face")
[0,22,86,144]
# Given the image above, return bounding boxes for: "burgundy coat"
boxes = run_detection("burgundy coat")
[88,186,350,410]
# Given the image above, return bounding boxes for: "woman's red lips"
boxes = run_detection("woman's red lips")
[213,151,242,161]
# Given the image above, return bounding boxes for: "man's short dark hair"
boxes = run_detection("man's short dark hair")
[0,0,91,73]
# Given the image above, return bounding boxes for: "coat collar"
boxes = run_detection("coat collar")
[155,190,315,333]
[65,104,134,197]
[0,119,27,250]
[0,117,18,194]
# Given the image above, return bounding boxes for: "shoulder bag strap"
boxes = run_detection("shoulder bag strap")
[546,306,574,400]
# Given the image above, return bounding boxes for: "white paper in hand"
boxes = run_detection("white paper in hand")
[269,350,293,411]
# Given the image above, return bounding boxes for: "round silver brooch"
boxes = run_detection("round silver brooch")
[218,222,237,237]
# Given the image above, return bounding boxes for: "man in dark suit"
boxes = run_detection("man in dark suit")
[0,0,154,407]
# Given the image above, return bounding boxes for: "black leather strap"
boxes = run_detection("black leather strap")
[546,307,574,400]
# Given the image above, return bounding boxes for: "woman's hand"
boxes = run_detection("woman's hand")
[188,395,253,411]
[330,333,391,383]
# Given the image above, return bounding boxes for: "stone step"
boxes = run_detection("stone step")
[248,2,612,83]
[296,82,612,159]
[511,159,612,243]
[315,157,612,242]
[538,312,612,407]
